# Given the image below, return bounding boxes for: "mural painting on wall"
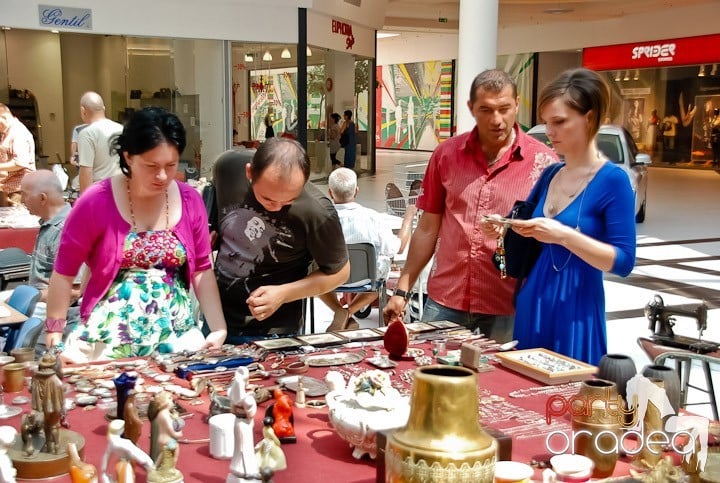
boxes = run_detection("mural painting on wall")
[250,68,325,140]
[375,60,453,150]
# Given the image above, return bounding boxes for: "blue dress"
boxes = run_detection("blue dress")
[343,121,356,169]
[513,162,636,365]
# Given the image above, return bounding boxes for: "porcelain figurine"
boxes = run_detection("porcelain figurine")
[123,391,143,445]
[31,353,65,454]
[271,389,295,441]
[0,426,17,483]
[206,381,231,422]
[113,372,138,422]
[148,391,184,463]
[68,441,99,483]
[147,438,183,483]
[294,377,306,409]
[101,419,154,483]
[254,417,286,473]
[227,366,260,483]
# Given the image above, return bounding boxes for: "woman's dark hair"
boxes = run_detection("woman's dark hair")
[112,107,186,177]
[538,68,609,139]
[250,137,310,182]
[330,113,341,123]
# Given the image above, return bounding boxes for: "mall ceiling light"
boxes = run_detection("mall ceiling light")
[281,48,291,59]
[711,64,718,76]
[244,53,254,63]
[633,70,640,81]
[306,46,313,57]
[623,70,630,81]
[614,71,621,82]
[263,50,273,61]
[698,65,706,77]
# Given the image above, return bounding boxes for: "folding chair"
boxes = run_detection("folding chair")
[3,284,41,350]
[0,248,32,290]
[335,243,387,326]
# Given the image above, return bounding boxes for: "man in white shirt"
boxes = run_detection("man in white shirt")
[321,168,415,331]
[0,103,35,206]
[77,92,122,193]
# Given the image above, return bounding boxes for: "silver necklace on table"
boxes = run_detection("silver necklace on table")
[127,178,169,232]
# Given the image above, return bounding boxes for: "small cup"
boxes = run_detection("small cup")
[3,362,27,393]
[10,348,34,364]
[209,413,236,459]
[543,454,594,483]
[431,339,447,357]
[494,461,534,483]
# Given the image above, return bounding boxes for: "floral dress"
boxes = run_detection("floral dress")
[78,230,194,359]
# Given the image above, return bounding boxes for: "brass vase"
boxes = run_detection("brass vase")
[571,379,623,478]
[385,365,497,482]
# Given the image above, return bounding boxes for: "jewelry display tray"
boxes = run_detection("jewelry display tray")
[495,348,597,385]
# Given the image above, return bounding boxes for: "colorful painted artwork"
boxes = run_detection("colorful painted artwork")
[376,60,453,150]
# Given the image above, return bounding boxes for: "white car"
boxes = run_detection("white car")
[527,124,651,223]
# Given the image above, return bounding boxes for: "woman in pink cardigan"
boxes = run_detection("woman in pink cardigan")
[44,108,226,361]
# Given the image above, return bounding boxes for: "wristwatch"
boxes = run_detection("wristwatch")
[392,288,412,301]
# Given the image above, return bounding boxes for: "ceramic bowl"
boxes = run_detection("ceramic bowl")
[327,391,410,459]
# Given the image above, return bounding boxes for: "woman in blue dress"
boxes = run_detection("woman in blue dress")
[341,110,357,169]
[500,69,636,365]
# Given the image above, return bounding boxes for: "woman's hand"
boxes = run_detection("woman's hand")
[203,329,227,350]
[508,217,574,245]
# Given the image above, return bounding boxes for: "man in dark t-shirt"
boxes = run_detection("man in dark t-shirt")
[212,138,350,338]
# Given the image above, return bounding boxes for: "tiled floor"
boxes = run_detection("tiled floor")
[310,150,720,418]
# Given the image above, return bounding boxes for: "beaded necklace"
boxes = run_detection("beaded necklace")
[126,178,169,232]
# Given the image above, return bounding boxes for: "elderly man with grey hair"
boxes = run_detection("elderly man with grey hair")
[77,91,123,193]
[321,168,416,331]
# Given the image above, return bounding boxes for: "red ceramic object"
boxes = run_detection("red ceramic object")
[383,320,409,357]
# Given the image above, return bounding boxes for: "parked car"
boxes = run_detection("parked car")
[526,124,651,222]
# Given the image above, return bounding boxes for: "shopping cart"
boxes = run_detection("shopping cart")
[385,161,427,216]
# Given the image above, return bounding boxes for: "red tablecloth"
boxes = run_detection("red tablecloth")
[0,227,38,252]
[7,346,645,483]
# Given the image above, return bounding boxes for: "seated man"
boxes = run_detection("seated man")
[320,168,415,331]
[212,138,350,340]
[15,171,82,354]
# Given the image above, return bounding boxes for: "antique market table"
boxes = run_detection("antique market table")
[3,343,661,482]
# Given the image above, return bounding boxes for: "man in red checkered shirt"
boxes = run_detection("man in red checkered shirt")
[383,69,558,342]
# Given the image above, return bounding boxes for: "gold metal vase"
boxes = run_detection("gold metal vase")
[571,379,623,478]
[385,365,497,482]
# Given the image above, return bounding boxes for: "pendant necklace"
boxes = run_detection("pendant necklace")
[126,178,170,232]
[546,164,594,217]
[548,164,600,272]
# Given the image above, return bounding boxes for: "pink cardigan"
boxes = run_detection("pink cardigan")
[55,178,212,321]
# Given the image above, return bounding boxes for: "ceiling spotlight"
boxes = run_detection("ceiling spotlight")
[614,71,621,82]
[244,53,254,63]
[633,69,640,81]
[711,64,718,76]
[263,50,272,61]
[623,70,630,81]
[306,46,313,57]
[699,65,706,77]
[51,29,59,34]
[281,48,291,59]
[543,7,574,14]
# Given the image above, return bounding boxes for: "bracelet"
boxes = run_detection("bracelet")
[285,361,309,374]
[45,317,67,333]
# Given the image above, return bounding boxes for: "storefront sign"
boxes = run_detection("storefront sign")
[620,88,651,96]
[331,19,355,50]
[583,33,720,70]
[38,5,92,30]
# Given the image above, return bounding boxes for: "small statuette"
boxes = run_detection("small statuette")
[294,377,306,409]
